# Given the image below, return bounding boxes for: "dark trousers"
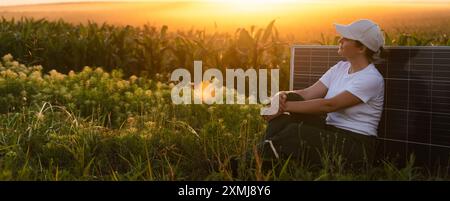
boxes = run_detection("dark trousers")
[260,93,377,168]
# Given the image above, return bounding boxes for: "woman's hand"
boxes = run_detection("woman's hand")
[262,91,289,122]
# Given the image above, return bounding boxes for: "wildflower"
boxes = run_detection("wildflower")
[33,65,43,71]
[11,61,19,67]
[2,54,13,62]
[111,70,123,79]
[117,80,130,89]
[157,81,164,90]
[127,127,138,133]
[116,80,125,89]
[83,66,92,73]
[68,70,76,77]
[20,90,27,101]
[130,75,138,83]
[49,69,65,80]
[101,72,110,79]
[95,67,104,74]
[18,72,27,79]
[5,151,17,158]
[145,90,153,97]
[29,71,43,81]
[36,112,45,121]
[134,88,144,96]
[1,69,17,79]
[144,121,156,128]
[127,116,136,125]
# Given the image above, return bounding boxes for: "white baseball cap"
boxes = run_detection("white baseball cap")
[334,19,385,52]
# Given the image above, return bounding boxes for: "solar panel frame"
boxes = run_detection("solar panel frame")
[290,45,450,168]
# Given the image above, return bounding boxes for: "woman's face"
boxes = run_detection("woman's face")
[337,37,364,59]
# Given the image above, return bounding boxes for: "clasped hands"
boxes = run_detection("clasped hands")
[262,91,290,122]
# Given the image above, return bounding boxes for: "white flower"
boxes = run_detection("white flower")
[11,61,19,67]
[116,80,125,89]
[18,72,27,79]
[68,70,76,77]
[2,54,13,62]
[130,75,138,83]
[1,69,17,79]
[95,67,104,74]
[36,112,45,121]
[5,150,17,158]
[83,66,92,73]
[145,90,153,97]
[33,65,43,71]
[49,69,65,80]
[30,71,43,81]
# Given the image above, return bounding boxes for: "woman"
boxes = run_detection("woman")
[261,19,385,168]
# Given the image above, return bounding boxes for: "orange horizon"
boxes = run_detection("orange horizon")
[1,1,449,42]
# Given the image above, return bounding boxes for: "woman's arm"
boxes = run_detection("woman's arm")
[285,91,363,114]
[262,80,329,121]
[292,80,328,100]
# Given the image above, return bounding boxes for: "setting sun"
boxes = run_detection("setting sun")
[213,0,296,3]
[208,0,295,12]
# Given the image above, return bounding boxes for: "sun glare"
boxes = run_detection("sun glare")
[222,0,296,3]
[211,0,297,13]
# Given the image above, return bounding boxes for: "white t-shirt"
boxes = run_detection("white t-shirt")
[319,61,384,136]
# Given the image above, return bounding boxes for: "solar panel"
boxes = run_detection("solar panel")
[290,45,450,169]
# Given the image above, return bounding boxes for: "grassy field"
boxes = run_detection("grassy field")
[0,17,449,180]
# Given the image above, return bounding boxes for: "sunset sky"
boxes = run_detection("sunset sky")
[1,0,449,41]
[1,0,450,6]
